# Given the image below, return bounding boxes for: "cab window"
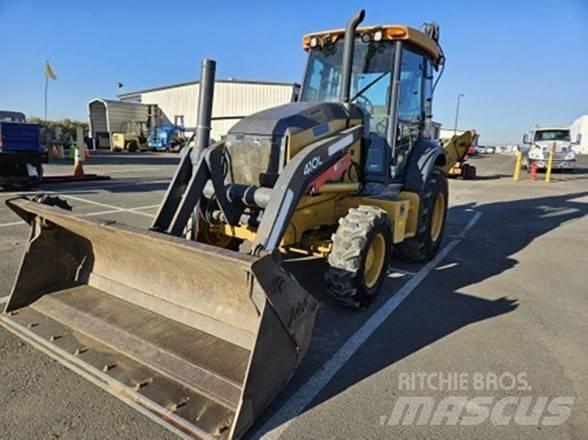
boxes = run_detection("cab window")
[393,47,426,178]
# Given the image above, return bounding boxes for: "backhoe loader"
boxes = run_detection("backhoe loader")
[444,131,477,179]
[2,10,472,439]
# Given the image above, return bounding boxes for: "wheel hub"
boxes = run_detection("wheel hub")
[364,234,386,288]
[430,192,446,242]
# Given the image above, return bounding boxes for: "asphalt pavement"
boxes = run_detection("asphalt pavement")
[0,152,586,439]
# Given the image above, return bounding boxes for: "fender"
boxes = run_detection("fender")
[402,139,447,193]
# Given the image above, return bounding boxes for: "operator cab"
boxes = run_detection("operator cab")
[300,24,443,182]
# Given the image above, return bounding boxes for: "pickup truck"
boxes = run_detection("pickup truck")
[0,111,48,189]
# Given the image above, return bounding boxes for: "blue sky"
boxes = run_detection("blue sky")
[0,0,586,144]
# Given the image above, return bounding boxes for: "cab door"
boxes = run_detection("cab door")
[392,46,431,179]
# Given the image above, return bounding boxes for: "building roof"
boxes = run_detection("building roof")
[118,78,299,99]
[302,24,442,64]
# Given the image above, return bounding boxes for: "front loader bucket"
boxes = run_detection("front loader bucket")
[2,198,318,439]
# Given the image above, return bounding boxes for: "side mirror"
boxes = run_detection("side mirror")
[522,134,530,144]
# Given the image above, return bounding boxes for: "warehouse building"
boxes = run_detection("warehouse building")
[117,79,300,142]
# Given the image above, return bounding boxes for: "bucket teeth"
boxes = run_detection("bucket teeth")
[74,347,88,356]
[169,397,190,412]
[134,378,153,390]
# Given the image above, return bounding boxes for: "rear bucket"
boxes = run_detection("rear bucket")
[2,198,318,439]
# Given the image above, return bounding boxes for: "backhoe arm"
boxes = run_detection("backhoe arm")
[442,130,476,173]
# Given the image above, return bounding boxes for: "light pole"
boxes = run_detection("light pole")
[454,93,464,135]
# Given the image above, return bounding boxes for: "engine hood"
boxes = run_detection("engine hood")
[228,101,361,137]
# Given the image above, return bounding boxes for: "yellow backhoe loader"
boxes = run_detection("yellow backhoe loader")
[444,131,477,179]
[2,10,472,439]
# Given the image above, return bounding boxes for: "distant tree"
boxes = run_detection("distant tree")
[27,117,89,147]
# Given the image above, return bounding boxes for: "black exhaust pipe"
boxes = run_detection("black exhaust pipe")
[340,9,365,106]
[195,58,215,151]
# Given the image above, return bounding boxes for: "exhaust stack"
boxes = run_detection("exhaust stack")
[340,9,365,106]
[195,58,216,151]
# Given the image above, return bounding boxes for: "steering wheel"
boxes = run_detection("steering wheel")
[374,118,388,135]
[354,95,374,116]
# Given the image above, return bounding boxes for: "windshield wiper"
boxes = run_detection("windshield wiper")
[350,71,390,103]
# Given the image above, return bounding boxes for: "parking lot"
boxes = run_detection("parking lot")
[1,152,587,440]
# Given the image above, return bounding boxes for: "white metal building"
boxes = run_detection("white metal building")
[118,79,300,142]
[570,115,588,154]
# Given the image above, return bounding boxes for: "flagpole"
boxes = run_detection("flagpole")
[44,74,48,121]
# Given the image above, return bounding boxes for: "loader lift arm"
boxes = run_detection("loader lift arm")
[441,130,477,179]
[152,126,362,254]
[441,130,476,173]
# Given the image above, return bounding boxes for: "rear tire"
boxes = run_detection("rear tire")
[463,164,476,180]
[395,167,448,262]
[325,206,392,310]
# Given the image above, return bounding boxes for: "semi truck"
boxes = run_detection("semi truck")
[523,126,577,171]
[0,111,48,189]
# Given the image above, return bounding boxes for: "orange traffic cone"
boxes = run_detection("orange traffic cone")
[73,149,85,177]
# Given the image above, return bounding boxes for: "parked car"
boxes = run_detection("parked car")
[476,145,495,154]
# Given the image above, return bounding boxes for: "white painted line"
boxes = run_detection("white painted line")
[256,211,482,440]
[127,204,160,211]
[105,167,173,174]
[0,221,25,229]
[78,205,157,219]
[459,212,482,239]
[0,204,157,228]
[388,267,416,276]
[0,178,171,198]
[53,194,155,218]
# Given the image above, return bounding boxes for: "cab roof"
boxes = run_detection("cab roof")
[303,25,442,65]
[535,126,569,131]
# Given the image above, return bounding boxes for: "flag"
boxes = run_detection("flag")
[44,60,57,80]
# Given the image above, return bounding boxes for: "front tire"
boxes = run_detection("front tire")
[326,206,392,310]
[395,167,448,262]
[126,141,138,152]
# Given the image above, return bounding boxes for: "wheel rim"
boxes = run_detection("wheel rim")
[430,192,446,242]
[364,233,386,288]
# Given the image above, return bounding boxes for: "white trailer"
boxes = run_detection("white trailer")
[570,115,588,155]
